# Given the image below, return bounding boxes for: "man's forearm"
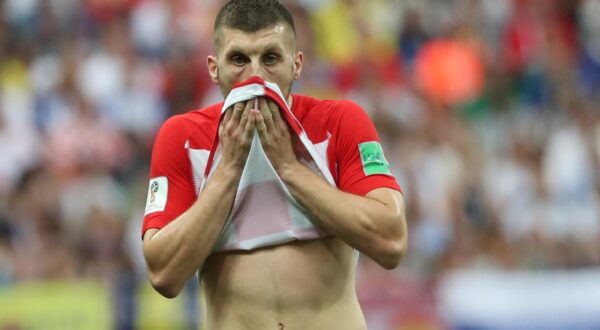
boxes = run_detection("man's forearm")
[278,161,407,269]
[143,163,241,297]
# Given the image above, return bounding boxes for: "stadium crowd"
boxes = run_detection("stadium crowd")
[0,0,599,328]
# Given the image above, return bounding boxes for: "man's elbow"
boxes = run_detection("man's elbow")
[377,239,407,270]
[148,270,185,299]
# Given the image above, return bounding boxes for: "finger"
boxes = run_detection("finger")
[219,108,231,135]
[230,101,246,125]
[257,97,274,131]
[238,99,254,130]
[267,100,283,124]
[242,109,257,144]
[222,107,233,124]
[255,109,268,141]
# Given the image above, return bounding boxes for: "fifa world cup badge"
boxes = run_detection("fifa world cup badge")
[145,177,168,215]
[150,180,159,203]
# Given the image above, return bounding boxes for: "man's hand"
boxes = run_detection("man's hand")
[254,97,299,173]
[219,100,256,171]
[252,98,407,270]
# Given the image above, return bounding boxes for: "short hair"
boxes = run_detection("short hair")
[214,0,296,49]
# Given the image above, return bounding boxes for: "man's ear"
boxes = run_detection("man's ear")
[293,51,303,81]
[207,55,219,83]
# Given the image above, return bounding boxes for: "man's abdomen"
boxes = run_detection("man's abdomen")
[200,237,366,329]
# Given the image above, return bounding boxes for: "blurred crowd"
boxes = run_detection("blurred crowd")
[0,0,599,327]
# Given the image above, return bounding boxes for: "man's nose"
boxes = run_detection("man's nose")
[250,59,265,78]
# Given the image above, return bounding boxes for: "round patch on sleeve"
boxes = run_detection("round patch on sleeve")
[145,176,168,215]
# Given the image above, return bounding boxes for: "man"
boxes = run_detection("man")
[142,0,407,329]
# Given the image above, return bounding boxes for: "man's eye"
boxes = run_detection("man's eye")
[263,54,278,65]
[231,56,247,66]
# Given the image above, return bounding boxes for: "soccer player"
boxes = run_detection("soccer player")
[141,0,407,328]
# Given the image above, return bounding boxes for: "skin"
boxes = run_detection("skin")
[142,23,407,329]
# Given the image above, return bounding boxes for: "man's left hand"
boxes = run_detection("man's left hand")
[254,97,299,174]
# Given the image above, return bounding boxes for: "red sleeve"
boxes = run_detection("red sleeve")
[142,115,196,237]
[333,100,401,196]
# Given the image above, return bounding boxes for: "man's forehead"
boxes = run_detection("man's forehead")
[215,24,295,52]
[220,24,292,41]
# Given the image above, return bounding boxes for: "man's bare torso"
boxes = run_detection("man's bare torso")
[201,236,367,329]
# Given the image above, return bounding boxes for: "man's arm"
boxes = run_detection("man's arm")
[281,165,407,269]
[143,162,241,298]
[255,98,407,269]
[143,101,256,298]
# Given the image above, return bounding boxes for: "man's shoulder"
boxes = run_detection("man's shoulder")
[154,103,222,149]
[158,103,222,134]
[168,103,222,126]
[294,94,357,108]
[293,94,367,124]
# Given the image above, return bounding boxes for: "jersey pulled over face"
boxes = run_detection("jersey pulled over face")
[142,95,401,239]
[209,24,301,99]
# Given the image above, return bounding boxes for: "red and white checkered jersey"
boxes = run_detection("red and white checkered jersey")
[143,82,401,252]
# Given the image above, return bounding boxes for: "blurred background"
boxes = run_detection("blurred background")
[1,0,599,329]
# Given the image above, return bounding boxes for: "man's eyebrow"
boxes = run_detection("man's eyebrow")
[224,48,246,56]
[262,44,284,52]
[224,44,284,56]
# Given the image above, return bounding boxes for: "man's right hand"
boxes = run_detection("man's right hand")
[218,100,257,171]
